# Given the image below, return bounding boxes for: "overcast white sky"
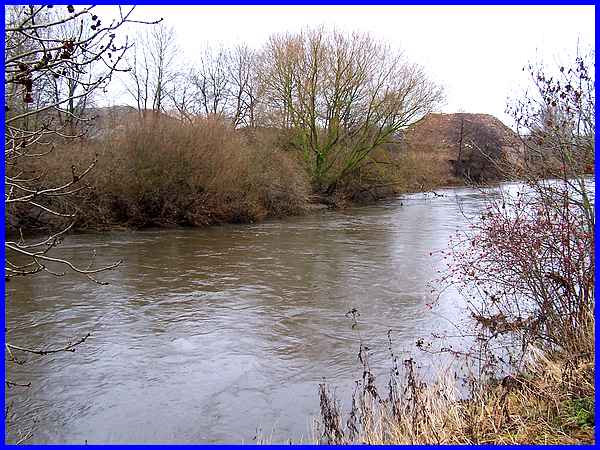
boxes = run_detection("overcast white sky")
[97,5,595,126]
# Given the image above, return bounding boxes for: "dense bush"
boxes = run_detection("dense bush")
[8,116,312,231]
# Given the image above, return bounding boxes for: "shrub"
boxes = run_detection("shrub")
[12,116,311,230]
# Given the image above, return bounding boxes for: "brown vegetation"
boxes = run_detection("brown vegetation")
[7,109,528,234]
[316,340,594,444]
[8,116,311,232]
[401,112,524,182]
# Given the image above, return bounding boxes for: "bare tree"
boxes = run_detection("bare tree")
[48,9,99,131]
[124,23,178,116]
[451,114,517,182]
[508,50,594,231]
[261,28,444,192]
[440,50,595,387]
[5,5,161,280]
[226,44,262,128]
[191,45,230,118]
[167,68,200,123]
[165,47,228,123]
[170,44,263,127]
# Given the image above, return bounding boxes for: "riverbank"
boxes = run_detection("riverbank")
[315,341,594,444]
[7,115,465,235]
[313,169,595,444]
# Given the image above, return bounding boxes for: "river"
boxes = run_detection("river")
[5,184,520,443]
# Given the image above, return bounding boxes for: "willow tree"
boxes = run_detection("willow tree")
[261,28,444,192]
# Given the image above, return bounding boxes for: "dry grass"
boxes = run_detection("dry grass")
[394,149,461,192]
[90,116,311,227]
[12,116,312,231]
[315,326,594,445]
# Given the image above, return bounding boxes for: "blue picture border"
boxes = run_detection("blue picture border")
[1,1,597,448]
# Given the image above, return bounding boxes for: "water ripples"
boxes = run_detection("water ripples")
[5,185,505,443]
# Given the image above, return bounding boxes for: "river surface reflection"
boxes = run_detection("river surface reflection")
[6,184,517,443]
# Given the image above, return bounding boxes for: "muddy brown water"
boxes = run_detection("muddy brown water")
[5,184,524,443]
